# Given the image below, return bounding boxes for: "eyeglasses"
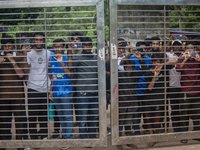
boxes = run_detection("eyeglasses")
[53,46,64,48]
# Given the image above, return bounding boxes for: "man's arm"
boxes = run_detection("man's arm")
[166,35,176,52]
[176,54,188,70]
[120,53,133,65]
[54,54,71,77]
[7,53,24,78]
[49,68,53,101]
[105,53,110,64]
[67,44,73,70]
[147,67,160,91]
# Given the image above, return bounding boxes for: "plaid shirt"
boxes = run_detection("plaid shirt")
[176,57,200,95]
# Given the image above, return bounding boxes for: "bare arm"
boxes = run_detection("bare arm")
[148,67,160,91]
[105,53,110,64]
[148,76,157,91]
[67,44,73,70]
[54,54,71,76]
[120,53,133,65]
[49,68,53,101]
[7,53,24,78]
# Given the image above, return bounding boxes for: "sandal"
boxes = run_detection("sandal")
[127,144,137,149]
[147,142,158,147]
[180,139,188,144]
[117,145,123,150]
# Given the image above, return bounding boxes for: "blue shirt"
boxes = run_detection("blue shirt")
[129,55,152,95]
[50,55,72,97]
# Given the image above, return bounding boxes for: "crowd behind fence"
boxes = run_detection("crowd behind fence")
[1,3,200,150]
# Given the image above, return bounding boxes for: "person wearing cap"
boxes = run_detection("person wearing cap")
[166,39,184,133]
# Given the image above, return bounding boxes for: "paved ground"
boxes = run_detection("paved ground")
[4,101,200,150]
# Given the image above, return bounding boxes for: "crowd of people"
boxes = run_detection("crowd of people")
[0,31,200,150]
[114,36,200,149]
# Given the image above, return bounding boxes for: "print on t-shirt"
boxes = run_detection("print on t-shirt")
[38,57,43,64]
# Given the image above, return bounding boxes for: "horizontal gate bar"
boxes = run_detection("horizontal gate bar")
[117,0,200,5]
[0,0,99,8]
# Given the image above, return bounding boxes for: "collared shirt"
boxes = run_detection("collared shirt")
[176,57,200,95]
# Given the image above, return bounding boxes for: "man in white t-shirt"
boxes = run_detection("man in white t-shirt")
[26,32,51,139]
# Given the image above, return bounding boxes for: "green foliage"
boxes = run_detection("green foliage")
[169,6,200,32]
[0,8,43,25]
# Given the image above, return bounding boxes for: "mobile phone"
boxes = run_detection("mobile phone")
[191,51,197,57]
[78,43,82,48]
[25,39,30,48]
[137,47,144,53]
[120,41,127,47]
[188,51,197,57]
[187,51,190,56]
[72,43,82,48]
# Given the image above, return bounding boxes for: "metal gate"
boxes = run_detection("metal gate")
[0,0,106,148]
[110,0,200,146]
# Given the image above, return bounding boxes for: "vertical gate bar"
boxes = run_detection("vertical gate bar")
[96,1,107,145]
[109,0,119,145]
[44,7,50,139]
[164,5,167,133]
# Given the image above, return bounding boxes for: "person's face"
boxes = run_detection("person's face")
[118,48,125,56]
[139,44,146,52]
[144,47,151,52]
[151,41,160,52]
[72,37,80,43]
[33,35,45,50]
[1,42,15,54]
[185,44,194,53]
[53,43,65,54]
[124,66,134,76]
[151,60,162,68]
[130,48,137,54]
[83,43,92,53]
[159,42,164,52]
[173,43,182,53]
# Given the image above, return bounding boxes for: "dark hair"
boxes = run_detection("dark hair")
[82,37,92,45]
[123,59,135,69]
[185,41,195,46]
[33,32,45,38]
[150,36,160,43]
[53,39,65,47]
[71,32,83,41]
[1,36,15,45]
[136,41,146,47]
[151,53,163,62]
[118,38,125,42]
[144,38,151,46]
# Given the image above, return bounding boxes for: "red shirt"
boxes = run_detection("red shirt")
[176,57,200,95]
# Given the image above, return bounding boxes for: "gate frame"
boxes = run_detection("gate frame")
[109,0,200,145]
[0,0,107,148]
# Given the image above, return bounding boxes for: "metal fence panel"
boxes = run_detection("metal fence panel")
[0,0,106,148]
[110,0,200,146]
